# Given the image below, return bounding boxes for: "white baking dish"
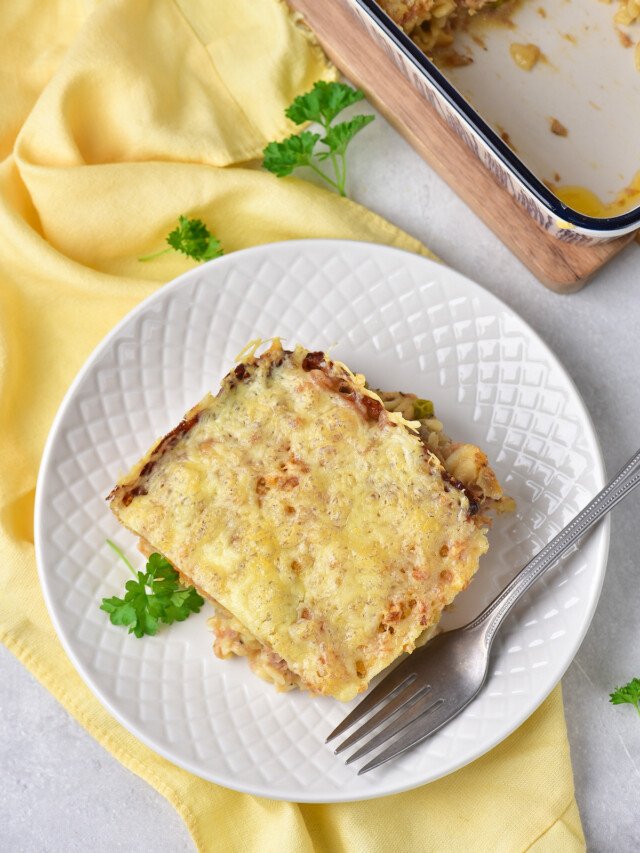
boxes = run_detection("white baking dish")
[353,0,640,243]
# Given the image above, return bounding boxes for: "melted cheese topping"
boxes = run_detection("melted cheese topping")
[110,344,489,701]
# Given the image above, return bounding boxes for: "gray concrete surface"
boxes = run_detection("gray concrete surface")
[1,101,639,851]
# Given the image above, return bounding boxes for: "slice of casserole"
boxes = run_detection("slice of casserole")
[109,341,509,702]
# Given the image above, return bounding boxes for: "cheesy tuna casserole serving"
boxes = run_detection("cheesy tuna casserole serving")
[109,341,512,702]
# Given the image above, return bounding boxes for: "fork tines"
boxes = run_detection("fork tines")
[327,660,452,774]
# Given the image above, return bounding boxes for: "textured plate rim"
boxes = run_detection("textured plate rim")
[34,239,610,803]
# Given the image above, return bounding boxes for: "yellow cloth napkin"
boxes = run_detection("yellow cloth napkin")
[0,0,585,850]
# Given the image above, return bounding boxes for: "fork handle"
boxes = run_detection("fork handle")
[467,447,640,648]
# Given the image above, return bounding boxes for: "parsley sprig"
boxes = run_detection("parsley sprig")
[610,677,640,719]
[263,81,375,197]
[139,215,223,263]
[100,540,204,638]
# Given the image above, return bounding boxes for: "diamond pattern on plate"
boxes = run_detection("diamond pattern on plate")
[35,240,607,802]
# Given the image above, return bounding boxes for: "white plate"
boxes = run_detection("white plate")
[35,240,608,802]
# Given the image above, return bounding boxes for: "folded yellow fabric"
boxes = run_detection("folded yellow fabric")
[0,0,585,850]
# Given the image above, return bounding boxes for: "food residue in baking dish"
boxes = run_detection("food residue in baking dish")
[509,41,541,69]
[497,126,517,151]
[379,1,640,220]
[615,26,633,47]
[551,171,640,217]
[378,0,640,70]
[549,117,568,136]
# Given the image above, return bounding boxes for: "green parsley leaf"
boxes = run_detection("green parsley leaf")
[610,677,640,718]
[100,541,204,638]
[166,215,223,261]
[262,131,320,177]
[317,115,375,159]
[139,215,223,263]
[100,597,136,627]
[285,81,364,126]
[263,81,374,197]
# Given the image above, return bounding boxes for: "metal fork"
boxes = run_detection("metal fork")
[328,447,640,774]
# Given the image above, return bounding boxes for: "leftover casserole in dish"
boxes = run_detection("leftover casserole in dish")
[109,341,511,701]
[378,0,640,70]
[350,0,640,235]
